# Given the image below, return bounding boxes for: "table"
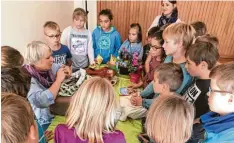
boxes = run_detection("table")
[48,76,143,143]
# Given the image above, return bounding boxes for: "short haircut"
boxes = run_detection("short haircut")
[1,67,31,98]
[163,22,196,51]
[155,63,183,92]
[195,34,219,49]
[146,95,194,143]
[1,46,24,68]
[210,62,234,93]
[66,77,118,143]
[130,23,142,43]
[43,21,60,31]
[73,8,87,21]
[99,9,113,20]
[186,41,219,70]
[24,41,51,65]
[1,92,35,143]
[191,21,207,37]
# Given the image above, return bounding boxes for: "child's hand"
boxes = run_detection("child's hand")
[44,130,53,142]
[63,65,72,76]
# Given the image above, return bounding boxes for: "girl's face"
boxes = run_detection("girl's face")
[99,15,111,32]
[161,0,175,16]
[128,28,138,43]
[73,16,86,30]
[150,38,163,56]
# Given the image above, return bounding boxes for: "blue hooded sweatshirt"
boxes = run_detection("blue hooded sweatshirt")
[200,112,234,143]
[92,26,122,64]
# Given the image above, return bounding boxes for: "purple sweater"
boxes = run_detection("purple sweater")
[54,124,126,143]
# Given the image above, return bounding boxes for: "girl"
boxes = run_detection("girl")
[130,26,166,88]
[92,9,122,64]
[146,95,194,143]
[119,23,143,60]
[54,77,126,143]
[148,0,180,30]
[144,26,166,87]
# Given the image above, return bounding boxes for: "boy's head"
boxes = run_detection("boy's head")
[1,67,31,98]
[1,46,24,68]
[162,22,196,56]
[208,63,234,115]
[99,9,113,31]
[191,21,207,38]
[185,41,219,77]
[195,34,219,49]
[148,26,161,43]
[1,92,38,143]
[72,8,87,30]
[153,63,183,94]
[146,95,194,143]
[43,21,61,47]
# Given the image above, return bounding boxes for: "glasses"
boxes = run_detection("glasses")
[208,87,233,95]
[150,44,162,50]
[44,33,61,39]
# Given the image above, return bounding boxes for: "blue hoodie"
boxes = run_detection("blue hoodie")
[201,112,234,143]
[92,26,122,64]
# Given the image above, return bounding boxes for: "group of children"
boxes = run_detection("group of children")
[1,0,234,143]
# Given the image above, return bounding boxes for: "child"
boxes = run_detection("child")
[2,92,38,143]
[146,95,195,143]
[54,77,126,143]
[184,41,219,143]
[92,9,122,64]
[1,46,24,67]
[119,23,143,60]
[61,8,95,72]
[142,26,160,64]
[200,63,234,142]
[44,21,72,66]
[130,26,166,89]
[133,22,195,109]
[191,21,207,38]
[148,0,180,30]
[119,63,183,121]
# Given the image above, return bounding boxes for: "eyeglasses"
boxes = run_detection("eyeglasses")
[208,87,233,95]
[44,33,61,39]
[150,44,162,50]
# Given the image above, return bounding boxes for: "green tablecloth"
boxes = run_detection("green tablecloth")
[48,76,142,143]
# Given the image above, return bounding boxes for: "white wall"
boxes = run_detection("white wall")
[1,1,74,55]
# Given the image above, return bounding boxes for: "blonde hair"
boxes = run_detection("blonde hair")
[1,92,35,143]
[43,21,60,31]
[1,46,24,68]
[210,62,234,93]
[146,95,194,143]
[163,22,196,50]
[66,77,118,143]
[24,41,51,65]
[73,8,87,21]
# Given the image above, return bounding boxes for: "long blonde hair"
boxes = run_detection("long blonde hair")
[146,95,194,143]
[66,77,118,143]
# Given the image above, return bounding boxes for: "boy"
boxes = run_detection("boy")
[119,63,183,121]
[2,93,38,143]
[132,22,195,109]
[191,21,207,38]
[201,63,234,142]
[184,41,219,118]
[61,8,94,72]
[184,41,219,143]
[44,21,72,66]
